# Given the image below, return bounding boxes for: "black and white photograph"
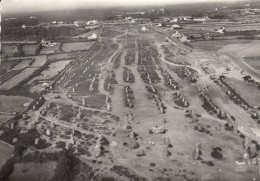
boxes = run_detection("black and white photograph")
[0,0,260,180]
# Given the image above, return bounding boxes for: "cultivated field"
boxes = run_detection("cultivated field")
[30,60,72,82]
[62,42,95,52]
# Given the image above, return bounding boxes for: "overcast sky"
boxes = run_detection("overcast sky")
[2,0,248,13]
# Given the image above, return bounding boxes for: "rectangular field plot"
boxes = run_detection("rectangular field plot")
[30,55,48,67]
[30,60,72,82]
[225,78,260,106]
[0,67,37,90]
[244,57,260,71]
[9,162,56,181]
[11,59,33,70]
[62,42,94,52]
[0,142,13,170]
[22,44,38,55]
[0,95,32,112]
[40,45,61,54]
[2,45,19,56]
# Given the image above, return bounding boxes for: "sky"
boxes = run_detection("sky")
[1,0,249,13]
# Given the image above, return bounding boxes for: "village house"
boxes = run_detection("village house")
[141,26,147,32]
[88,33,98,40]
[179,34,190,43]
[41,39,59,47]
[86,20,98,26]
[172,30,181,38]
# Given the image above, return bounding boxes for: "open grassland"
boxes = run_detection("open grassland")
[9,162,57,181]
[2,45,19,56]
[62,42,94,52]
[22,44,38,55]
[225,77,260,107]
[244,57,260,71]
[0,142,13,170]
[30,60,72,82]
[0,95,32,112]
[219,40,260,57]
[0,67,37,90]
[11,59,33,70]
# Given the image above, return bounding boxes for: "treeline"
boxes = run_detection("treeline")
[0,148,81,181]
[1,26,85,41]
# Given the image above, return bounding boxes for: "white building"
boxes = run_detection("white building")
[172,30,181,38]
[22,24,26,29]
[193,16,210,22]
[172,24,181,28]
[86,20,98,26]
[170,18,178,23]
[179,35,190,43]
[88,33,98,40]
[141,26,147,32]
[216,27,225,34]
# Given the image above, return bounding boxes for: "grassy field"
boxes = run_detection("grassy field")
[0,95,32,112]
[0,67,37,90]
[243,57,260,71]
[225,77,260,107]
[62,42,94,52]
[11,59,32,70]
[30,55,48,67]
[219,40,260,57]
[22,44,37,55]
[30,60,72,82]
[47,53,70,60]
[190,39,252,52]
[0,142,13,170]
[2,45,19,56]
[9,162,57,181]
[40,45,60,54]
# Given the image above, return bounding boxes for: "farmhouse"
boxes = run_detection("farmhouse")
[172,30,181,38]
[88,33,98,40]
[172,24,182,29]
[86,20,98,26]
[193,16,210,22]
[216,27,225,34]
[41,39,59,47]
[180,35,190,43]
[170,18,178,23]
[141,26,147,32]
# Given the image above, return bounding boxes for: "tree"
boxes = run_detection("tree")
[0,159,15,181]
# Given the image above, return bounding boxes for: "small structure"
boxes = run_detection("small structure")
[172,30,181,39]
[216,27,225,34]
[88,33,98,40]
[46,128,51,136]
[136,149,145,156]
[150,125,167,134]
[35,138,40,145]
[12,138,18,143]
[86,20,98,26]
[163,136,171,147]
[179,35,190,43]
[95,145,101,158]
[141,26,147,32]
